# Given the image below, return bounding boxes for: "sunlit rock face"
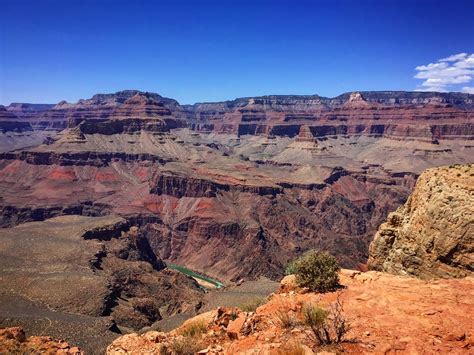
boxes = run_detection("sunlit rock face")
[369,164,474,279]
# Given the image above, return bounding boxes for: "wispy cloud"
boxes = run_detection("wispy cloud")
[414,53,474,92]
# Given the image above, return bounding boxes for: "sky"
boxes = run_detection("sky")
[1,0,473,105]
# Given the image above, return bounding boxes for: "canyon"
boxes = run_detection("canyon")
[0,89,473,352]
[1,90,472,281]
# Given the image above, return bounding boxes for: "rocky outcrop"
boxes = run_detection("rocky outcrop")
[71,117,182,134]
[368,164,474,278]
[0,150,170,166]
[0,327,82,354]
[151,172,227,198]
[107,269,474,354]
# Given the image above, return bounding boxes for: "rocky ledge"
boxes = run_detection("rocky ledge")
[368,164,473,278]
[106,269,474,354]
[0,327,82,354]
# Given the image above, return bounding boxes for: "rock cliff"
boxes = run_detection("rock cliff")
[368,164,474,278]
[0,106,32,132]
[22,90,185,130]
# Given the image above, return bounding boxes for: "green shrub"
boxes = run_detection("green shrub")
[285,260,298,275]
[287,250,340,292]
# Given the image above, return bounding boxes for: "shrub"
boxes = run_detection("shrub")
[302,297,349,345]
[160,337,204,355]
[238,297,265,312]
[276,310,298,329]
[178,320,207,338]
[287,250,340,292]
[285,260,298,275]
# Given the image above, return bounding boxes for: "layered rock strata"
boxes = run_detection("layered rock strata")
[0,90,473,283]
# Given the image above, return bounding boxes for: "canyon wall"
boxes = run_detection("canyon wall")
[0,90,473,282]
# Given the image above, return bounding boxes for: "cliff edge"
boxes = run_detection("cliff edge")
[368,164,473,278]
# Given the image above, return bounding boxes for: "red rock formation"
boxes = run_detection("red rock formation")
[22,90,185,130]
[0,90,472,283]
[0,327,82,354]
[106,269,474,354]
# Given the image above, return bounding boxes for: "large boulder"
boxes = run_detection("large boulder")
[368,164,474,278]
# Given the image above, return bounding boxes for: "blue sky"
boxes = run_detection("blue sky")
[1,0,473,105]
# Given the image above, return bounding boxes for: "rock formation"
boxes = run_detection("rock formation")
[0,105,54,153]
[18,90,185,130]
[106,269,474,354]
[5,103,54,121]
[0,327,82,354]
[185,91,474,142]
[0,105,32,132]
[0,90,473,283]
[368,164,474,278]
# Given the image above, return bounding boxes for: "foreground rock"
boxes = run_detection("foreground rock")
[107,269,474,354]
[368,164,474,278]
[0,327,82,354]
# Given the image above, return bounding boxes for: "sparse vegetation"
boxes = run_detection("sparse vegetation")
[178,320,207,338]
[160,337,205,355]
[238,297,265,312]
[230,309,239,321]
[276,310,299,329]
[286,250,340,292]
[302,296,349,345]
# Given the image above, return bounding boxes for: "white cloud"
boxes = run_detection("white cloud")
[462,86,474,94]
[414,53,474,92]
[440,53,467,62]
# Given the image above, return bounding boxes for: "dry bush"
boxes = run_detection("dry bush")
[302,296,349,345]
[276,310,299,329]
[178,320,207,338]
[160,337,205,355]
